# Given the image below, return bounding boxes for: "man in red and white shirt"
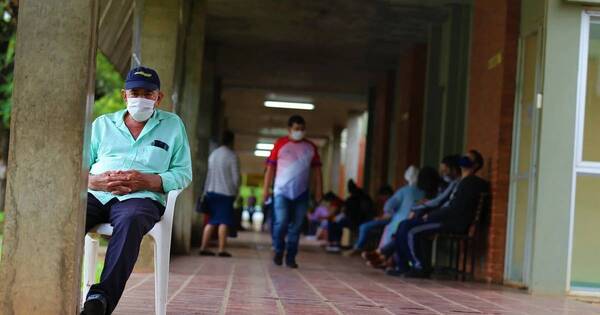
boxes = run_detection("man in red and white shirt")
[263,115,323,268]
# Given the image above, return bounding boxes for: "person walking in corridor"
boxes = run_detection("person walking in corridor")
[82,66,192,315]
[263,115,323,268]
[199,130,240,257]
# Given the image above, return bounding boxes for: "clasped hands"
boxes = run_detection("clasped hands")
[408,211,429,221]
[89,170,160,195]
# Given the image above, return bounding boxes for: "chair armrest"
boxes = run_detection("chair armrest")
[87,190,183,237]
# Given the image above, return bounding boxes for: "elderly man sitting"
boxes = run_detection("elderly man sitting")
[81,66,192,315]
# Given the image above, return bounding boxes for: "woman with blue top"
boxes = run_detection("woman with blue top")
[379,167,440,248]
[363,157,459,269]
[346,166,420,256]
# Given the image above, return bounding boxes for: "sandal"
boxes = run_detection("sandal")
[366,260,386,269]
[217,251,232,258]
[361,251,381,261]
[199,250,216,256]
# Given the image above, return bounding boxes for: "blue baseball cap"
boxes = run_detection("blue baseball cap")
[125,66,161,91]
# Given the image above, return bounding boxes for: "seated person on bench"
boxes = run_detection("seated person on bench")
[363,155,461,267]
[387,150,487,278]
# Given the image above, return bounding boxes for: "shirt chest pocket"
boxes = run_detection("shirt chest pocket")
[142,145,171,172]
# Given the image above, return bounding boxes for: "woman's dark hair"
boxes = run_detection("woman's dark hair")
[417,166,440,199]
[323,191,338,201]
[441,154,461,174]
[347,179,359,195]
[288,115,306,127]
[221,130,235,146]
[377,185,394,196]
[468,149,484,172]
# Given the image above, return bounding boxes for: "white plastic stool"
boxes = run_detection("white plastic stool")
[82,189,182,315]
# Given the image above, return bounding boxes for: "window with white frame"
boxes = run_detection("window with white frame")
[570,11,600,290]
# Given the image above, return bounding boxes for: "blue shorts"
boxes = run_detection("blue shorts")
[205,192,235,226]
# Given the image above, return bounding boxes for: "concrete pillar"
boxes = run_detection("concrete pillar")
[131,0,185,271]
[135,0,181,111]
[466,0,519,283]
[441,5,471,156]
[330,127,343,196]
[392,45,426,186]
[171,0,207,254]
[191,44,218,247]
[530,0,580,294]
[322,136,334,193]
[421,25,444,167]
[133,0,206,260]
[0,1,98,314]
[367,71,395,196]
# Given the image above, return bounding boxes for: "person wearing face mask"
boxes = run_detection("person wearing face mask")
[81,67,192,315]
[263,115,323,268]
[409,154,461,219]
[386,150,489,278]
[346,166,422,257]
[361,166,440,268]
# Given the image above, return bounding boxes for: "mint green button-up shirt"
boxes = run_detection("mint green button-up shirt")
[88,109,193,205]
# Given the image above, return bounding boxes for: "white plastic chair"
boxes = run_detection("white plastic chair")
[82,189,182,315]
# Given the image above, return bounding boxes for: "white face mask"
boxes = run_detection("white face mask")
[404,165,419,186]
[127,97,156,122]
[290,130,305,141]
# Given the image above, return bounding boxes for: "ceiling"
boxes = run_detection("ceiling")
[203,0,463,174]
[92,0,469,174]
[206,0,455,95]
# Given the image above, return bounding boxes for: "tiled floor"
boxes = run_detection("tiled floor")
[114,232,600,315]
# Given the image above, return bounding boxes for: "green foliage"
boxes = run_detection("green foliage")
[94,52,125,118]
[0,1,17,129]
[0,211,3,258]
[0,4,125,125]
[94,89,125,118]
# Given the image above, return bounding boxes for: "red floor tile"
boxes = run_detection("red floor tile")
[112,232,600,315]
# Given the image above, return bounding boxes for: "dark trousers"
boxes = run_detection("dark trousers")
[327,218,348,244]
[85,193,164,314]
[272,194,309,262]
[393,217,442,271]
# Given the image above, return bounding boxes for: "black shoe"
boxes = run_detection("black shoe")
[385,268,407,277]
[199,250,216,256]
[404,268,430,279]
[81,294,107,315]
[273,253,283,266]
[286,260,299,269]
[218,251,232,258]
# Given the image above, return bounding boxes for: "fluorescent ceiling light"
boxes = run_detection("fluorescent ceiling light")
[256,143,275,150]
[264,101,315,110]
[254,150,271,157]
[260,128,288,137]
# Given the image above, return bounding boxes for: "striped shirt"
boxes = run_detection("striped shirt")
[203,146,240,196]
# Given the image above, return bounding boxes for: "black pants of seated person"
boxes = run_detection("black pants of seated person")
[85,193,165,315]
[327,218,349,244]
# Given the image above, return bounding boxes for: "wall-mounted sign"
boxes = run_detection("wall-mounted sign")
[488,52,503,70]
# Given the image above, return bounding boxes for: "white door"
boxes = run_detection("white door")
[505,29,543,287]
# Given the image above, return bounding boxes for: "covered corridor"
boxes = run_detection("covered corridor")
[114,232,600,315]
[4,0,600,314]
